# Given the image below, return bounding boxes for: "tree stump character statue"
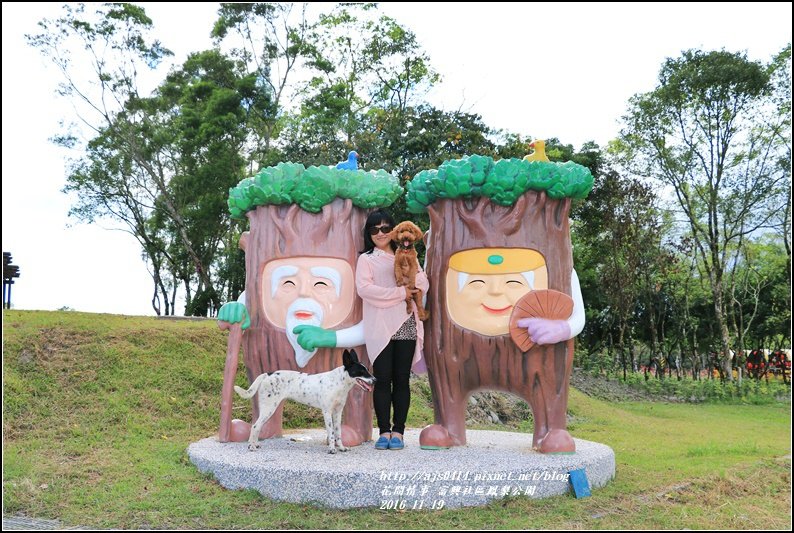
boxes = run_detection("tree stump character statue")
[406,154,593,453]
[217,162,402,446]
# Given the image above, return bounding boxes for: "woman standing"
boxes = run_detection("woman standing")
[356,209,429,450]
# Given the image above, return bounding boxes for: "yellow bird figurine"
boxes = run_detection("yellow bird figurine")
[523,140,549,162]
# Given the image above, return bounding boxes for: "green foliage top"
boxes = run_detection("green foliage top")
[405,155,594,213]
[228,163,403,218]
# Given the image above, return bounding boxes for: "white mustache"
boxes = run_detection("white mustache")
[285,298,324,368]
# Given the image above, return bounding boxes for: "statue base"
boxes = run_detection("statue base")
[187,428,615,509]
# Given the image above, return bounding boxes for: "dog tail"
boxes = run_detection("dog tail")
[234,373,268,399]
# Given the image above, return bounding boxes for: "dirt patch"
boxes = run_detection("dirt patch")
[465,390,532,427]
[411,368,663,428]
[411,374,532,426]
[458,370,661,425]
[29,328,95,365]
[570,369,661,402]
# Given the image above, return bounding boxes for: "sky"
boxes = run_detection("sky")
[2,2,791,317]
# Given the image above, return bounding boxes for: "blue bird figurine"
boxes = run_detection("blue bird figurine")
[336,151,359,170]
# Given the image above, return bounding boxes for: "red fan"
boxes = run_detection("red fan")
[509,289,574,352]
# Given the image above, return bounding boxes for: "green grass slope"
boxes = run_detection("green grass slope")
[3,310,791,529]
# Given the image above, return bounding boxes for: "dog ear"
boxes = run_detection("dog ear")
[348,349,359,363]
[342,349,353,366]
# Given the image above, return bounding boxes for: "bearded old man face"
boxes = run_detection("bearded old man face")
[262,257,355,367]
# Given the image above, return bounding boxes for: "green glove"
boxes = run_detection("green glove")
[217,302,250,330]
[292,325,337,350]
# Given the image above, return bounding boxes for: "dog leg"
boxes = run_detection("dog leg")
[332,407,348,452]
[405,270,415,315]
[247,395,280,452]
[323,412,338,454]
[395,263,405,289]
[414,287,429,320]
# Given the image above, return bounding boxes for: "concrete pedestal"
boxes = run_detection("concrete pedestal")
[188,428,615,509]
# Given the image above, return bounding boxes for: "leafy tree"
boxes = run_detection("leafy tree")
[211,2,306,166]
[615,48,790,379]
[146,49,254,315]
[31,5,259,315]
[572,168,665,379]
[275,3,440,166]
[364,105,498,234]
[368,105,497,178]
[731,237,791,349]
[767,45,792,333]
[213,3,504,255]
[28,3,178,314]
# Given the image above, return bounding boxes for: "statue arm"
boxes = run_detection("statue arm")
[217,291,250,330]
[334,322,366,348]
[567,269,585,337]
[517,268,585,345]
[293,322,366,350]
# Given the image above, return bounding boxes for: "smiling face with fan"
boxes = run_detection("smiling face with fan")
[444,248,548,336]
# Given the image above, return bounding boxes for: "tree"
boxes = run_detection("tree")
[31,5,266,315]
[616,48,790,379]
[147,49,254,315]
[732,237,791,349]
[366,104,498,236]
[28,3,178,314]
[767,45,792,336]
[573,168,666,379]
[210,2,306,166]
[275,3,440,166]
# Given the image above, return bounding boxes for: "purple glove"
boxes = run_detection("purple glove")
[516,318,571,345]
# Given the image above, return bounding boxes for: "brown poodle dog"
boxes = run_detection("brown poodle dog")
[391,221,430,321]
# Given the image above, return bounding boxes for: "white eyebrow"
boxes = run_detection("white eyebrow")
[458,271,534,292]
[311,266,341,297]
[458,272,468,292]
[271,265,299,297]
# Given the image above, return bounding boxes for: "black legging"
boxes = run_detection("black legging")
[372,339,416,436]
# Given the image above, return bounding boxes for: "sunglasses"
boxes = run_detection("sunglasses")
[368,225,393,236]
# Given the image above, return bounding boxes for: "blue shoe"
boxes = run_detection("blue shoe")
[375,435,390,450]
[389,436,404,450]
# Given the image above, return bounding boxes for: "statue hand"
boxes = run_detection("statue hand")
[293,325,337,350]
[516,318,571,345]
[218,302,250,330]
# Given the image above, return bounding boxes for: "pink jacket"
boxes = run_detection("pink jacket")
[355,249,429,372]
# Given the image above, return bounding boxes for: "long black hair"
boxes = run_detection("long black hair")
[361,208,396,254]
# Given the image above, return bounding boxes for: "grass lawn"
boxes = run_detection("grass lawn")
[3,310,791,529]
